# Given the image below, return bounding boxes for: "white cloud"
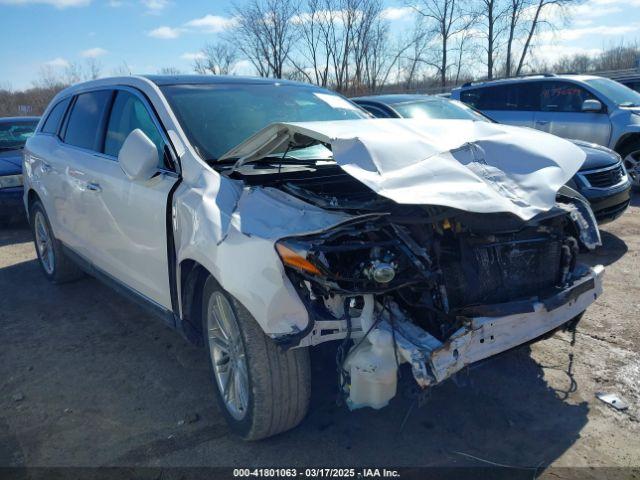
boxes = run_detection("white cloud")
[80,47,107,58]
[0,0,90,7]
[380,6,413,21]
[539,23,640,43]
[148,26,181,39]
[181,51,206,61]
[44,57,70,68]
[531,44,603,65]
[184,14,236,33]
[141,0,167,14]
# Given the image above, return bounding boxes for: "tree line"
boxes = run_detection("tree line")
[2,0,640,117]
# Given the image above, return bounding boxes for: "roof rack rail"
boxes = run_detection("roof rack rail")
[460,72,556,88]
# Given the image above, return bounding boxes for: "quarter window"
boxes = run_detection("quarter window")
[63,91,112,151]
[104,91,166,167]
[41,97,71,135]
[539,81,597,112]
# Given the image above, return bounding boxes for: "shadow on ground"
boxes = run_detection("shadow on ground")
[0,233,590,470]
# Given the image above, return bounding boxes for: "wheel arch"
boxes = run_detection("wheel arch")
[177,258,212,346]
[614,132,640,154]
[26,189,42,221]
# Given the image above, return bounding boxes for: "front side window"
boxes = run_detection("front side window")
[63,90,112,151]
[539,81,597,112]
[104,91,166,167]
[160,84,368,161]
[584,77,640,107]
[42,97,71,135]
[0,119,38,150]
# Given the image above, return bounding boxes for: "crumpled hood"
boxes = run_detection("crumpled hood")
[220,119,586,221]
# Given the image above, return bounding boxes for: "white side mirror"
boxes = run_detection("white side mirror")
[582,99,602,113]
[118,129,159,181]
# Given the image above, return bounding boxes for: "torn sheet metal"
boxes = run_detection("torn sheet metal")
[173,169,372,336]
[219,119,586,221]
[366,265,605,391]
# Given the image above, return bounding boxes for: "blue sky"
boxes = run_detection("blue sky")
[1,0,639,90]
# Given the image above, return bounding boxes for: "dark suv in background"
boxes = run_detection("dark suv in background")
[353,94,631,224]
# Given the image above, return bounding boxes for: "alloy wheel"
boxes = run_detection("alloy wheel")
[34,211,55,275]
[624,150,640,187]
[207,291,249,420]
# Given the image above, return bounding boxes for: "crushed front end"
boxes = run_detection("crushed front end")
[217,118,604,411]
[271,180,603,410]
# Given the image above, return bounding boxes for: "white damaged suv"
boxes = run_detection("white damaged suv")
[24,76,604,440]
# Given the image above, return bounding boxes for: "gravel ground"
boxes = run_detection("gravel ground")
[1,194,639,478]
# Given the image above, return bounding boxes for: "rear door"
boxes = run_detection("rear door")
[76,88,178,309]
[25,97,72,237]
[56,90,114,258]
[533,80,611,145]
[459,82,538,127]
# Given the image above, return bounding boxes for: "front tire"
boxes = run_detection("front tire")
[30,200,83,283]
[620,140,640,189]
[202,276,311,440]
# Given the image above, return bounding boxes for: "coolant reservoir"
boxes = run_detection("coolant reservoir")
[345,329,398,410]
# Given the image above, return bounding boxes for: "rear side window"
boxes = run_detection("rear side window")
[104,91,165,166]
[63,90,112,151]
[41,97,71,135]
[539,81,597,112]
[461,83,540,111]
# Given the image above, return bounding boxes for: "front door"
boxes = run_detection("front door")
[533,81,611,146]
[77,89,178,309]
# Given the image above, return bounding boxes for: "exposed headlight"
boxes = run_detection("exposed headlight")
[275,239,325,276]
[0,174,23,189]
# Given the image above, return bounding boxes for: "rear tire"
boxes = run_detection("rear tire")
[30,200,83,283]
[202,275,311,440]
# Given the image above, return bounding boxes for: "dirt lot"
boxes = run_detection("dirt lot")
[1,194,639,477]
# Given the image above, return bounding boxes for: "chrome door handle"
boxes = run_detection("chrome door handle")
[41,163,53,173]
[86,182,102,192]
[535,120,550,125]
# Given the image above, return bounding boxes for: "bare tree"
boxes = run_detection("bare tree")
[230,0,298,78]
[85,58,102,80]
[475,0,509,79]
[158,67,182,75]
[504,0,527,76]
[407,0,474,87]
[194,43,239,75]
[515,0,573,75]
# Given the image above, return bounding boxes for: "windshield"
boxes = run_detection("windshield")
[0,120,38,150]
[585,78,640,107]
[160,84,368,160]
[394,98,489,121]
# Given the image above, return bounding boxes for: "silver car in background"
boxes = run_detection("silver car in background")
[451,74,640,187]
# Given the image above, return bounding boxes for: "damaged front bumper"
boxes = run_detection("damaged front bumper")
[384,264,603,388]
[336,264,603,409]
